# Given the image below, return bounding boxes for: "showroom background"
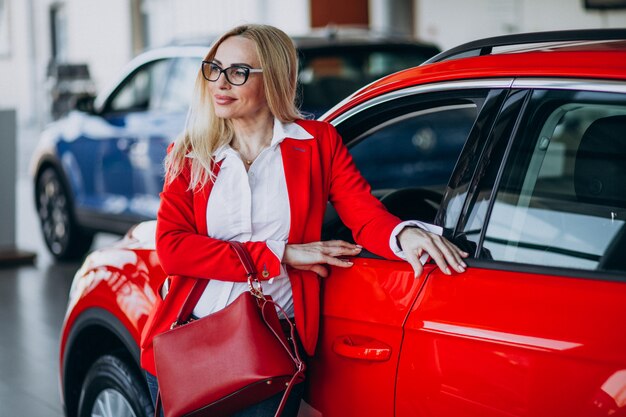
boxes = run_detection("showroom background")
[0,1,625,416]
[2,0,626,128]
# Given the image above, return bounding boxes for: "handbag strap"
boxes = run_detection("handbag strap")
[172,241,259,327]
[172,278,209,328]
[229,240,257,274]
[230,240,265,297]
[260,298,306,417]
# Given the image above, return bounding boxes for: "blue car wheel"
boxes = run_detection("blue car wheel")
[36,166,94,260]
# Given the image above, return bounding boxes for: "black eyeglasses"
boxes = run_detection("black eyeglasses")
[201,61,263,86]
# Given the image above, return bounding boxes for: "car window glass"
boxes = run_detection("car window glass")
[366,51,430,78]
[298,48,433,117]
[453,89,528,254]
[350,104,477,190]
[481,91,626,273]
[323,92,489,245]
[108,59,170,113]
[160,57,199,112]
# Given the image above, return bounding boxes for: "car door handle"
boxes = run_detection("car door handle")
[332,335,392,361]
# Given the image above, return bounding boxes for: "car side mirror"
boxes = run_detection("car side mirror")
[72,94,96,114]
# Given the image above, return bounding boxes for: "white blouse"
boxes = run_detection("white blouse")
[191,119,441,319]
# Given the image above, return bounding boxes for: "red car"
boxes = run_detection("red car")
[60,29,626,417]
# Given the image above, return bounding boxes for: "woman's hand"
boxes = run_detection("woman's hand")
[283,240,362,278]
[397,227,468,277]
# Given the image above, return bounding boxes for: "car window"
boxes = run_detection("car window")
[108,59,171,113]
[450,89,529,254]
[322,90,491,244]
[480,90,626,273]
[160,57,200,112]
[349,104,477,190]
[298,46,436,117]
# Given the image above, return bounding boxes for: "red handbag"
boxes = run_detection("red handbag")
[153,241,305,417]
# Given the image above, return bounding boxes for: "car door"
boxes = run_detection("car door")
[304,82,509,417]
[97,57,193,221]
[396,85,626,417]
[68,58,168,223]
[123,56,199,218]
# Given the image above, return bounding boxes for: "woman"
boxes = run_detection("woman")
[140,24,467,416]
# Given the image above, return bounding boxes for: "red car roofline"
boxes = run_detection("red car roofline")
[322,49,626,122]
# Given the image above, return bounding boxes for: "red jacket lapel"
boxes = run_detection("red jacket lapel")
[280,138,312,244]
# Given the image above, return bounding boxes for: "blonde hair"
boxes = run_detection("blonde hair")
[165,24,303,189]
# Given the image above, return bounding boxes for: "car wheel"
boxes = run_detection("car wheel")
[36,166,94,260]
[77,355,153,417]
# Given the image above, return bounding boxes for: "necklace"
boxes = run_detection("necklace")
[232,142,269,166]
[234,149,255,165]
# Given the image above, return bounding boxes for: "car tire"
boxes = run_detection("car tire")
[77,355,153,417]
[36,166,94,260]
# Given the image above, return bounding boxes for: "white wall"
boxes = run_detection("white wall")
[416,0,626,49]
[0,0,37,125]
[144,0,311,48]
[5,0,626,127]
[64,0,133,93]
[0,0,134,126]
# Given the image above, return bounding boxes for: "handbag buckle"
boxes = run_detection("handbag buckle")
[170,317,195,329]
[247,273,266,300]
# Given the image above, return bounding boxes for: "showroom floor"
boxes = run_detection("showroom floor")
[0,256,76,416]
[0,125,117,417]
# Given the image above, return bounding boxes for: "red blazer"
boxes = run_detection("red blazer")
[140,119,403,374]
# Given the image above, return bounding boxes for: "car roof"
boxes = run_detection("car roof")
[322,30,626,121]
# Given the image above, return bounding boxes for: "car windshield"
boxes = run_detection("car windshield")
[298,45,436,117]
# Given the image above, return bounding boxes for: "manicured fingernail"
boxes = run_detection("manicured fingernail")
[356,245,363,248]
[461,262,467,268]
[445,267,451,275]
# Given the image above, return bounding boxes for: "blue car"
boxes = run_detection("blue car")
[32,31,440,260]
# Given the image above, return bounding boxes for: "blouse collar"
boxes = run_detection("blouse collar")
[210,118,313,161]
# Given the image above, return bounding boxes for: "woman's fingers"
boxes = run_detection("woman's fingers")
[422,238,452,275]
[309,264,329,278]
[283,241,358,277]
[305,240,360,260]
[433,237,465,273]
[322,255,354,268]
[398,227,469,276]
[324,240,361,250]
[405,250,424,278]
[443,239,468,269]
[324,245,362,257]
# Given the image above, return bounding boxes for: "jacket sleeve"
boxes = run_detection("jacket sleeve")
[156,160,282,281]
[326,123,403,260]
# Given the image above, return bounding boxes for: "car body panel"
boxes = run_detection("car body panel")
[306,259,435,416]
[57,110,182,231]
[60,223,165,367]
[396,266,626,417]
